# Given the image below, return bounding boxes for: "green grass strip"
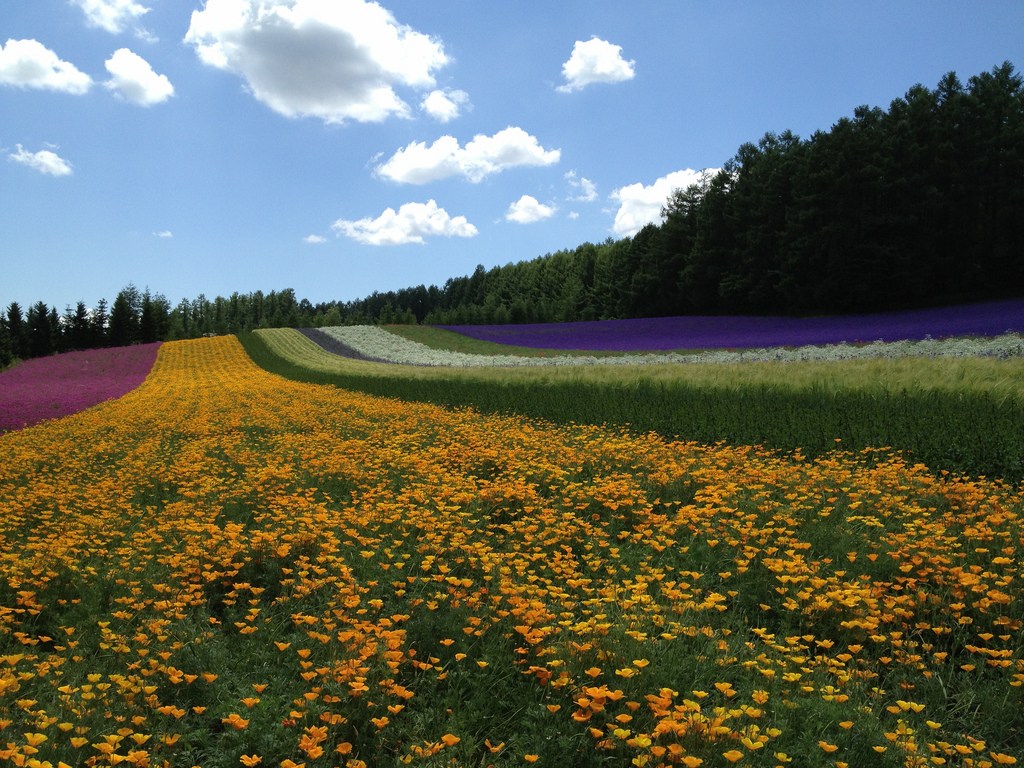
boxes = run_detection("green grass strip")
[239,329,1024,482]
[386,324,635,357]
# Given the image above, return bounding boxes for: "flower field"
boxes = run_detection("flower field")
[439,298,1024,351]
[309,325,1024,368]
[245,328,1024,482]
[1,335,1022,767]
[0,343,161,432]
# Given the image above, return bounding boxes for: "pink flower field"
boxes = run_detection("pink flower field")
[0,343,160,432]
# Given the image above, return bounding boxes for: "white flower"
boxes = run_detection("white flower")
[316,327,1024,368]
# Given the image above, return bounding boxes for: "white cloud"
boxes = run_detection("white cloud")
[104,49,174,105]
[331,199,477,245]
[0,39,92,94]
[557,36,635,93]
[565,170,597,202]
[71,0,152,37]
[610,168,717,237]
[376,126,560,184]
[421,88,469,122]
[506,195,555,224]
[304,234,327,244]
[9,144,73,176]
[154,230,173,238]
[184,0,449,124]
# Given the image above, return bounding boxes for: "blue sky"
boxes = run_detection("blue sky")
[3,1,1023,312]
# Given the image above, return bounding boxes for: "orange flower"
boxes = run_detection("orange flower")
[221,713,249,730]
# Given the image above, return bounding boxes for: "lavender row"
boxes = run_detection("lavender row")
[0,343,161,432]
[439,298,1024,351]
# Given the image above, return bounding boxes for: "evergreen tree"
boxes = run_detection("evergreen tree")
[139,288,171,342]
[26,301,54,358]
[64,301,92,351]
[109,285,141,346]
[91,298,109,346]
[0,316,13,368]
[6,302,28,360]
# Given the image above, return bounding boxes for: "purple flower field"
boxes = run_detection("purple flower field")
[0,343,161,433]
[440,299,1024,351]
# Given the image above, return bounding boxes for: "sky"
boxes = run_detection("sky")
[3,1,1024,312]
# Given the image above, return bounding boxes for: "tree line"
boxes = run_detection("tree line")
[2,62,1021,368]
[0,286,314,368]
[376,61,1024,324]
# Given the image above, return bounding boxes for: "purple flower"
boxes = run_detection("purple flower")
[0,343,160,432]
[440,299,1024,351]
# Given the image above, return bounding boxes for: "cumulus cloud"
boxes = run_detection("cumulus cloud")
[421,88,469,122]
[9,144,73,176]
[0,39,92,94]
[71,0,152,37]
[332,199,477,245]
[610,168,717,237]
[104,49,174,105]
[376,126,560,184]
[565,170,597,202]
[557,36,635,93]
[153,230,173,238]
[304,234,327,244]
[184,0,449,124]
[506,195,555,224]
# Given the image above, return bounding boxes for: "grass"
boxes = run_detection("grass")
[241,328,1024,482]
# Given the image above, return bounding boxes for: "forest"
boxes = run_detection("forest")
[2,61,1022,366]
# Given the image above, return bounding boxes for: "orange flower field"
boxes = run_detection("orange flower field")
[0,336,1022,767]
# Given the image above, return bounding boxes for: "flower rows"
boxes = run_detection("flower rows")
[0,343,160,432]
[439,298,1024,351]
[316,324,1024,368]
[0,336,1021,767]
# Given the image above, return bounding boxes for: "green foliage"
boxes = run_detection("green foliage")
[239,330,1024,482]
[0,312,15,369]
[340,61,1024,324]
